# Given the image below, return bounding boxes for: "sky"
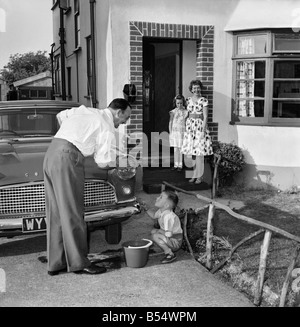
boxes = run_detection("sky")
[0,0,53,70]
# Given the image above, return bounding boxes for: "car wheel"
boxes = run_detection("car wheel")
[105,223,122,244]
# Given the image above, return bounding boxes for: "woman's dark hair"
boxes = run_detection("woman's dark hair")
[163,190,179,211]
[173,94,186,108]
[108,98,132,111]
[188,79,203,93]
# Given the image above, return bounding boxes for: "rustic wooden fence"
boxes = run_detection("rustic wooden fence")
[161,180,300,307]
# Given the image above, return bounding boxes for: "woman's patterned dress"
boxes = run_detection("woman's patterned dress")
[181,97,213,156]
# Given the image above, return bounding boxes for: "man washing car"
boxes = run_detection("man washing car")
[43,98,132,276]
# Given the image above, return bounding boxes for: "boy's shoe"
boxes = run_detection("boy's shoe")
[171,167,178,170]
[177,167,182,172]
[161,253,177,264]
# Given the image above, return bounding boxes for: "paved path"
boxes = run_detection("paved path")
[0,190,253,307]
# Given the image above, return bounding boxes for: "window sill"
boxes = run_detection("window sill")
[73,46,82,53]
[230,120,300,127]
[64,7,72,15]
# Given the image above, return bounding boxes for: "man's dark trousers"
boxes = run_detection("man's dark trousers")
[43,138,91,272]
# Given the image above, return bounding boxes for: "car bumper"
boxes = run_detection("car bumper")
[0,204,141,233]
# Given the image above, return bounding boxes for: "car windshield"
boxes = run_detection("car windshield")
[0,110,59,138]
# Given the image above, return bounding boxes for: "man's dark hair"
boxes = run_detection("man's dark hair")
[108,98,131,111]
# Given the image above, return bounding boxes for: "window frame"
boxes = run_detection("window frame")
[74,0,80,48]
[86,35,93,97]
[232,29,300,126]
[54,55,61,95]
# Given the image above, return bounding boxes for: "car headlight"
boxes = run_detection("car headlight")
[122,185,132,195]
[116,167,136,180]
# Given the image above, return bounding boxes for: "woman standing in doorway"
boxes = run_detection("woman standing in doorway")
[181,79,213,184]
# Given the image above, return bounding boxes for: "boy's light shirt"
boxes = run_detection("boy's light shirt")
[55,105,117,168]
[154,209,183,237]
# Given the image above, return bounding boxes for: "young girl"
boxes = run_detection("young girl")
[169,95,188,171]
[145,190,183,264]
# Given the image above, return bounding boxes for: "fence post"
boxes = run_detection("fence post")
[254,230,272,306]
[211,154,221,199]
[206,203,215,270]
[279,245,300,307]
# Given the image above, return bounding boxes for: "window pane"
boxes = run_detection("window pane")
[237,81,265,98]
[30,90,38,98]
[272,100,300,118]
[236,100,264,117]
[274,61,300,78]
[273,81,300,98]
[20,89,29,99]
[274,33,300,52]
[237,61,265,79]
[38,90,47,98]
[237,35,267,55]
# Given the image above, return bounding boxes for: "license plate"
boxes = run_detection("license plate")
[22,217,47,233]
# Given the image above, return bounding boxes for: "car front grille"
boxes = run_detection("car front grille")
[0,181,116,217]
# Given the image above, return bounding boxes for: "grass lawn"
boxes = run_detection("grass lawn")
[183,186,300,307]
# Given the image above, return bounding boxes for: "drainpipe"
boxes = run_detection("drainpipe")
[90,0,97,107]
[49,43,55,100]
[59,8,67,100]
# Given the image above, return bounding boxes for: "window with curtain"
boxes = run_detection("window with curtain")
[233,30,300,125]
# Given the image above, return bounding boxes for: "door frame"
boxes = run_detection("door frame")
[128,22,216,167]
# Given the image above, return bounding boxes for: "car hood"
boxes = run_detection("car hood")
[0,139,108,186]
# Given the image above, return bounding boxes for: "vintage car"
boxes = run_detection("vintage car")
[0,100,140,244]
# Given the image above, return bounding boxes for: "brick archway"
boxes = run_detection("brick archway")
[128,21,218,154]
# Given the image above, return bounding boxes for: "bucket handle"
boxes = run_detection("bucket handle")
[128,238,153,249]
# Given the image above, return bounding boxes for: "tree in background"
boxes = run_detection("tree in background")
[0,50,51,85]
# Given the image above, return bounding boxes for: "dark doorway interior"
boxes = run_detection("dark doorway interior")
[143,38,182,157]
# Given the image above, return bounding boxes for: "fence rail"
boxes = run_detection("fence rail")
[161,181,300,307]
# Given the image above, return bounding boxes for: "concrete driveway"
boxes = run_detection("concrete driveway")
[0,190,253,307]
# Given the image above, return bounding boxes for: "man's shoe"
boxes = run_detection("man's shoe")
[47,267,67,276]
[177,167,182,172]
[74,264,107,275]
[161,253,177,264]
[171,167,177,170]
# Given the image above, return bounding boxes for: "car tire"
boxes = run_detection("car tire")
[105,223,122,244]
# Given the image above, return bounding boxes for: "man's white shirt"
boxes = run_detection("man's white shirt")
[55,105,117,168]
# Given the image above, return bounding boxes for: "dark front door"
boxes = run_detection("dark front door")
[143,38,182,158]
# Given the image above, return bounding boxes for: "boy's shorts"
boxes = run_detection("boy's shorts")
[165,233,183,252]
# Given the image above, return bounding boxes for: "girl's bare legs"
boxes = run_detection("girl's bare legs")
[189,155,204,183]
[174,147,182,169]
[195,155,204,181]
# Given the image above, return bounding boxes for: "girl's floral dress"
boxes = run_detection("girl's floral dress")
[169,108,188,148]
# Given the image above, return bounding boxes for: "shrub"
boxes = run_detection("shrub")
[212,141,246,186]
